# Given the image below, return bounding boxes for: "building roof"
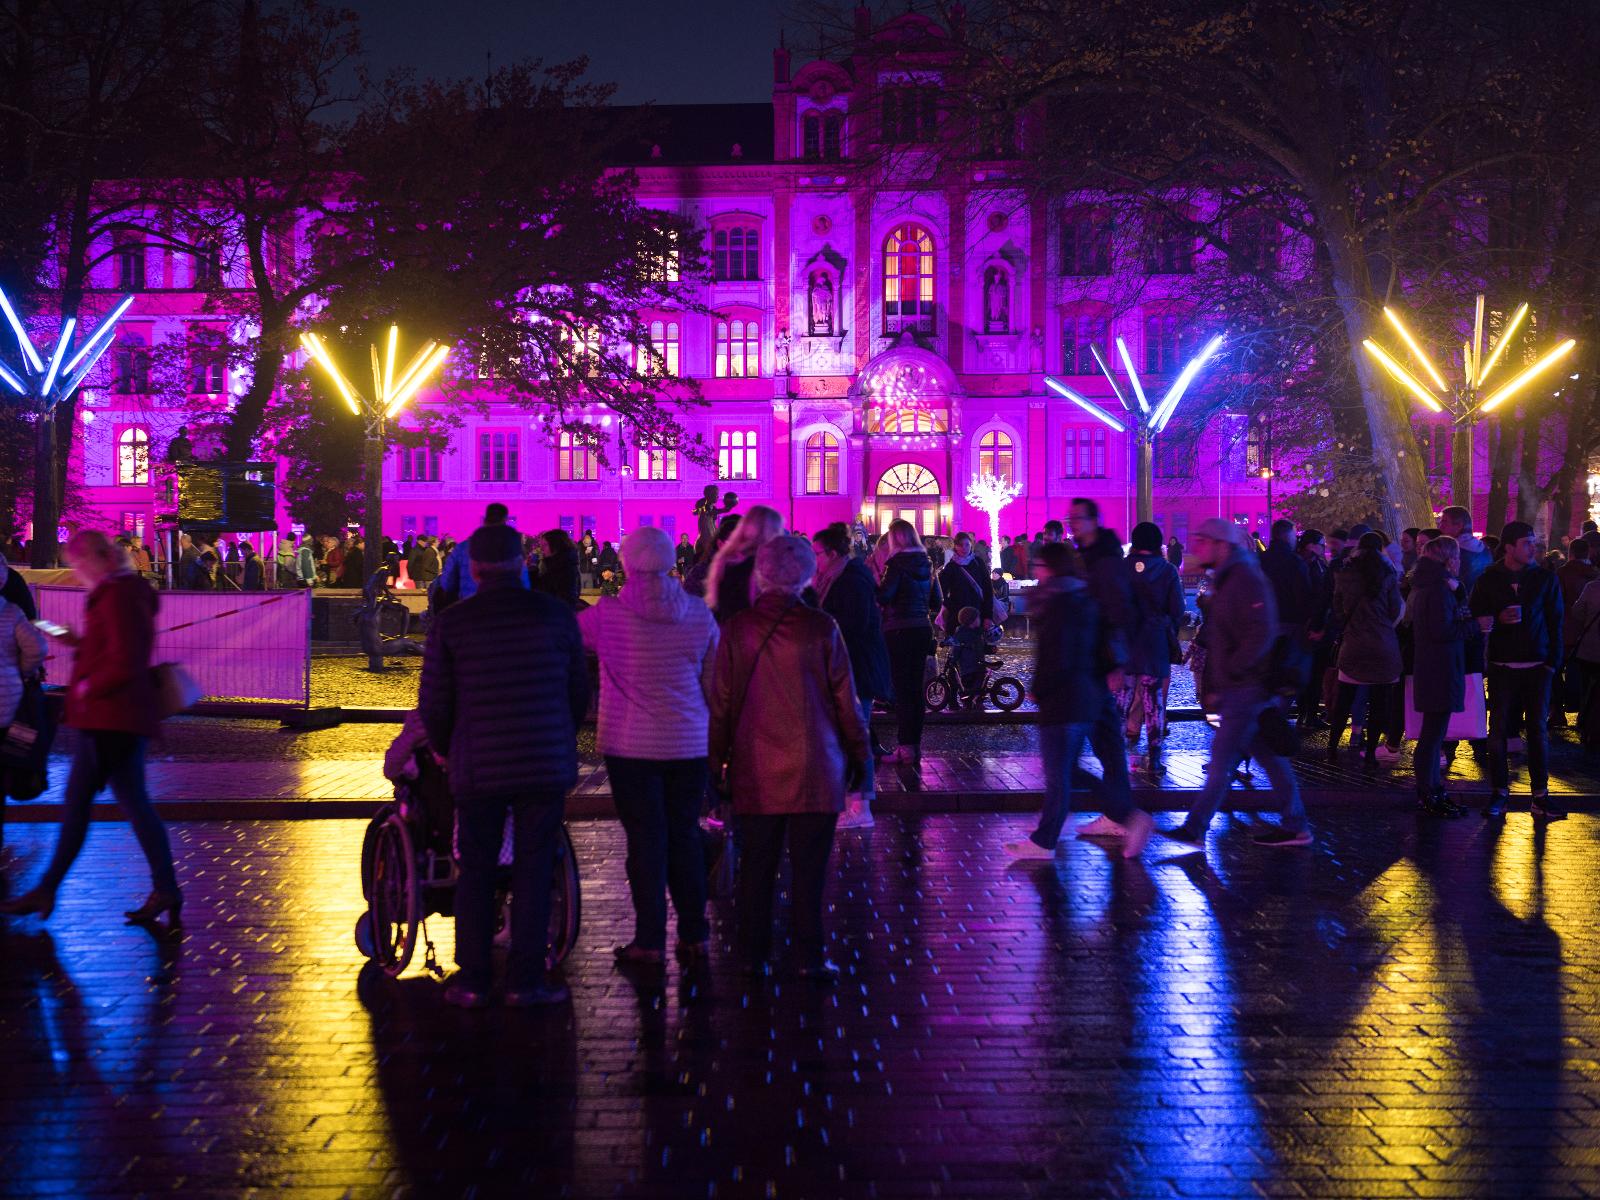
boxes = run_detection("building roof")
[602,103,774,167]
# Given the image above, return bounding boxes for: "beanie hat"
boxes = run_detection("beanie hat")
[621,525,675,574]
[754,535,816,592]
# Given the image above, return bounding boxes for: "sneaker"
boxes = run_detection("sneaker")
[1252,825,1313,848]
[1074,814,1126,838]
[1121,809,1154,859]
[1160,824,1206,851]
[1484,792,1508,820]
[1374,744,1403,764]
[1003,838,1056,860]
[837,802,876,830]
[442,981,492,1009]
[613,942,665,966]
[1531,795,1566,821]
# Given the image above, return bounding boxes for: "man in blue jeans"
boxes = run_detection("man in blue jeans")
[1165,519,1310,849]
[1005,541,1153,860]
[420,523,589,1007]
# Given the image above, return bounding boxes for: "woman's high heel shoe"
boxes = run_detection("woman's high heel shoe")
[0,889,57,920]
[124,890,182,924]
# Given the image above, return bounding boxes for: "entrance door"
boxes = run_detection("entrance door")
[873,464,943,539]
[876,500,939,538]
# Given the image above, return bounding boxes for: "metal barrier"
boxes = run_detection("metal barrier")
[35,584,313,706]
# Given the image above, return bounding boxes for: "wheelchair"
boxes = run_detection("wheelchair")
[355,749,581,978]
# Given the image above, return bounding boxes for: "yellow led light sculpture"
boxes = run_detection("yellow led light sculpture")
[298,325,448,420]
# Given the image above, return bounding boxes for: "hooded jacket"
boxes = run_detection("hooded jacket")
[1407,555,1477,712]
[818,556,892,703]
[1333,557,1403,684]
[1196,544,1278,702]
[1031,574,1109,724]
[577,574,719,759]
[878,549,942,632]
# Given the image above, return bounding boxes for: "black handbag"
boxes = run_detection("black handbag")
[2,676,55,801]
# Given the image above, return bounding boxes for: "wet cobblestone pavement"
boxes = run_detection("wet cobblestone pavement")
[2,812,1599,1198]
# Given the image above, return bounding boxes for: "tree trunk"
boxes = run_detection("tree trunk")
[1516,408,1546,528]
[1319,205,1434,531]
[27,413,58,567]
[225,320,287,459]
[363,412,385,569]
[1485,418,1516,537]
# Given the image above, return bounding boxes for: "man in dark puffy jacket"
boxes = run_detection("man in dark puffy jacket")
[1167,519,1310,850]
[1469,520,1563,819]
[1005,541,1152,860]
[419,523,589,1008]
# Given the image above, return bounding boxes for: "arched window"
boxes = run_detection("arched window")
[883,224,935,334]
[712,222,760,281]
[714,313,760,378]
[981,265,1011,334]
[117,427,150,485]
[876,464,940,495]
[978,429,1015,483]
[870,408,948,435]
[557,431,598,482]
[803,431,840,494]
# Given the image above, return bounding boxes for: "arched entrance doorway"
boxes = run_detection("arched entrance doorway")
[874,463,942,537]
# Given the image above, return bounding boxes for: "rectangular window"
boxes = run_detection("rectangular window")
[191,348,226,394]
[477,430,519,482]
[1143,216,1194,274]
[192,245,221,288]
[424,516,439,537]
[1143,312,1185,375]
[714,316,760,378]
[397,445,441,482]
[1063,426,1107,479]
[557,433,599,482]
[1061,210,1111,276]
[1220,414,1249,482]
[881,87,937,143]
[639,442,678,481]
[115,239,147,290]
[712,226,760,281]
[1063,313,1109,374]
[1153,437,1192,479]
[644,228,680,282]
[661,514,676,537]
[717,428,759,481]
[559,515,575,535]
[642,319,680,376]
[1418,424,1451,477]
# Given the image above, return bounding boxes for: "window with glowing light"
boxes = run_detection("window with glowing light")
[883,224,935,334]
[397,445,441,482]
[1060,208,1112,276]
[1062,426,1108,479]
[1143,311,1187,375]
[640,319,680,376]
[978,430,1015,483]
[478,430,519,482]
[561,323,602,377]
[557,431,599,482]
[1062,311,1109,374]
[643,227,680,282]
[717,428,759,480]
[116,427,150,485]
[714,314,760,377]
[638,437,678,481]
[876,463,940,495]
[712,223,760,281]
[803,431,840,494]
[867,407,948,435]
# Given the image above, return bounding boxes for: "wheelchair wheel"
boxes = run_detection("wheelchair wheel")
[547,823,582,968]
[924,676,952,712]
[368,812,421,976]
[989,676,1025,712]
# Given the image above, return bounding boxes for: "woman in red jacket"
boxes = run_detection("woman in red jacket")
[1,529,179,923]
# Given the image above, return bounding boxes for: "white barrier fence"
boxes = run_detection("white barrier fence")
[36,585,312,706]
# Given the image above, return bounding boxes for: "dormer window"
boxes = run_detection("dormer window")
[802,111,844,160]
[881,86,937,144]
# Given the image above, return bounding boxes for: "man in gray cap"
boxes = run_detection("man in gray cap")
[1167,518,1310,849]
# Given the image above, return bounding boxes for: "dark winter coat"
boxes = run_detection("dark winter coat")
[533,544,583,610]
[1259,540,1312,633]
[1125,551,1184,680]
[1407,556,1476,713]
[1469,559,1563,670]
[878,550,942,632]
[1031,575,1111,725]
[1079,527,1134,672]
[937,555,995,635]
[709,592,869,815]
[713,557,757,624]
[1333,558,1403,684]
[418,575,589,800]
[0,567,37,621]
[819,556,892,703]
[1195,545,1278,703]
[65,572,161,737]
[1557,560,1598,645]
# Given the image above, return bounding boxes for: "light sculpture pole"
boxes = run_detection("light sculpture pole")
[0,288,135,565]
[299,325,449,567]
[1362,294,1576,512]
[1044,333,1225,526]
[965,472,1023,553]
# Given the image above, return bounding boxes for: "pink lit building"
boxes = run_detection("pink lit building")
[66,12,1498,552]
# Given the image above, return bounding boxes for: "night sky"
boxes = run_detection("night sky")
[351,0,790,104]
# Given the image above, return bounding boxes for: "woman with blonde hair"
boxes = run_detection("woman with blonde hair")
[876,519,942,765]
[706,504,786,623]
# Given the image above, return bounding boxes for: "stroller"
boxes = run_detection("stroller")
[356,744,582,978]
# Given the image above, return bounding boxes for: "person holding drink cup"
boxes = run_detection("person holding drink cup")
[1468,521,1564,820]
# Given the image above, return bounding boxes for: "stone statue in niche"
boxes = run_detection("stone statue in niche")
[807,270,836,336]
[775,330,791,374]
[984,267,1010,333]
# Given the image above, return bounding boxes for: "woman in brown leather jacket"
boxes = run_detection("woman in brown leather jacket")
[709,536,869,982]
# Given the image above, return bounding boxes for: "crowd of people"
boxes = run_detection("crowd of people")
[1,495,1594,1005]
